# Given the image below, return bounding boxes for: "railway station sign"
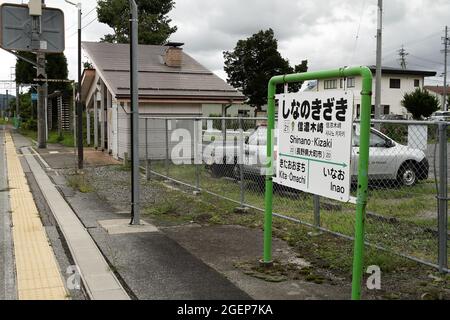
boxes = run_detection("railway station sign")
[274,90,354,202]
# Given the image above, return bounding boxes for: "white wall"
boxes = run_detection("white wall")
[115,102,202,160]
[317,74,425,116]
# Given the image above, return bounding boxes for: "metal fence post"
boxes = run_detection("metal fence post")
[145,118,151,181]
[165,118,170,176]
[314,195,321,228]
[195,118,200,192]
[239,116,245,208]
[438,122,448,273]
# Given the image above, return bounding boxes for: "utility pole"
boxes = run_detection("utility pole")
[398,45,408,70]
[443,26,448,111]
[374,0,383,125]
[37,53,47,148]
[30,0,48,148]
[65,0,83,170]
[129,0,140,225]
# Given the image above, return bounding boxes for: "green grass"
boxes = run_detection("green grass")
[18,129,87,148]
[66,174,94,193]
[148,161,448,266]
[140,170,429,279]
[18,128,37,141]
[0,118,12,125]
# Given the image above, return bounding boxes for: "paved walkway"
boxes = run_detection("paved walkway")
[0,126,16,300]
[5,132,67,300]
[21,146,130,300]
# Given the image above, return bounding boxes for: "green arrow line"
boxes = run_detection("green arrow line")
[280,153,348,168]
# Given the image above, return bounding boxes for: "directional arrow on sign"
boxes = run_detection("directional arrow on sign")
[279,153,348,168]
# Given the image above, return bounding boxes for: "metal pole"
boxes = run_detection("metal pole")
[37,52,47,149]
[94,97,98,149]
[239,116,245,207]
[438,122,448,272]
[351,69,373,300]
[265,67,373,299]
[73,86,76,147]
[314,195,321,228]
[77,3,83,169]
[16,85,19,126]
[100,84,105,151]
[86,110,91,145]
[145,118,150,181]
[129,0,140,225]
[443,26,448,111]
[6,90,9,118]
[374,0,383,127]
[195,119,200,191]
[165,118,169,175]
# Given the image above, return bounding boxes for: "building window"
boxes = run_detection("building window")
[390,78,401,89]
[347,77,356,88]
[383,105,390,115]
[238,110,249,117]
[324,79,337,90]
[340,78,344,89]
[414,79,420,87]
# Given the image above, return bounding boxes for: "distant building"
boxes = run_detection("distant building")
[305,66,436,118]
[424,85,449,109]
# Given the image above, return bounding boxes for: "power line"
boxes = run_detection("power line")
[68,15,99,38]
[350,0,367,64]
[409,54,444,65]
[65,6,97,33]
[81,16,98,31]
[383,31,441,57]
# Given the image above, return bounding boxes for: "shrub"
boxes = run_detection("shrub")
[401,88,440,120]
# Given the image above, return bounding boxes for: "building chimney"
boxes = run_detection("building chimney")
[164,42,184,67]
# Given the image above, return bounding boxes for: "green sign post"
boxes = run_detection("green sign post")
[264,66,373,300]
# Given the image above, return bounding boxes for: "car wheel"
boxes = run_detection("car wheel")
[398,163,418,186]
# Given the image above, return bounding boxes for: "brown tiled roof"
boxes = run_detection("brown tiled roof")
[82,41,245,102]
[424,86,449,95]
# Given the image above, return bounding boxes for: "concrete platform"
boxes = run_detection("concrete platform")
[21,147,129,300]
[6,133,67,300]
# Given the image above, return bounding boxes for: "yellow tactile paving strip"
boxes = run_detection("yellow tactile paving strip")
[5,132,68,300]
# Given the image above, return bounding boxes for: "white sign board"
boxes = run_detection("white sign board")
[274,91,354,202]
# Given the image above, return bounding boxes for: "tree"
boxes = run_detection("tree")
[401,88,440,120]
[15,52,70,93]
[224,29,308,112]
[97,0,177,45]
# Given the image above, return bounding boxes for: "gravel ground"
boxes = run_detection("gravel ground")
[72,166,162,213]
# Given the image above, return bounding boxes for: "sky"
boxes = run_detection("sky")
[0,0,449,95]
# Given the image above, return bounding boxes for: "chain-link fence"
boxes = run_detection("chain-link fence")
[139,116,449,271]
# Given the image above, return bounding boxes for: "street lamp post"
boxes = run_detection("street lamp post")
[65,0,83,170]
